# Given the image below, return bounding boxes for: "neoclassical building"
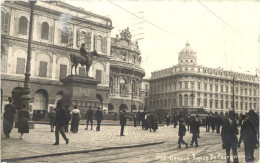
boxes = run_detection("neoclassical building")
[1,1,112,117]
[109,28,145,113]
[149,42,259,114]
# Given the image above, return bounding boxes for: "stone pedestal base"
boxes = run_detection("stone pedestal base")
[61,75,101,114]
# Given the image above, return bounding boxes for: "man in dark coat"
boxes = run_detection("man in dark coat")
[85,105,94,130]
[238,110,258,162]
[140,111,146,130]
[205,114,210,132]
[166,113,171,126]
[186,113,191,131]
[211,114,216,132]
[3,97,16,138]
[190,116,200,147]
[136,111,141,126]
[133,113,137,127]
[178,118,188,148]
[120,110,127,136]
[216,113,223,134]
[147,112,157,132]
[53,100,69,145]
[48,109,56,132]
[95,107,103,131]
[221,110,239,163]
[172,114,178,128]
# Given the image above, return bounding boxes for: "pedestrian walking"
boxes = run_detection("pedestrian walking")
[196,115,201,138]
[133,113,137,127]
[216,113,223,134]
[48,109,56,132]
[85,105,94,130]
[205,114,210,132]
[95,107,103,131]
[211,114,216,132]
[3,97,16,138]
[172,114,178,128]
[120,109,127,136]
[238,110,258,162]
[190,116,200,147]
[18,104,30,139]
[221,110,239,163]
[186,113,191,131]
[140,111,146,130]
[53,100,69,145]
[70,105,81,133]
[178,118,188,148]
[64,105,71,132]
[136,111,141,126]
[166,113,171,126]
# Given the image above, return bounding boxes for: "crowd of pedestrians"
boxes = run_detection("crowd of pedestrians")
[3,97,259,162]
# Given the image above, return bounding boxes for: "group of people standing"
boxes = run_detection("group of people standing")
[3,97,30,139]
[177,110,259,163]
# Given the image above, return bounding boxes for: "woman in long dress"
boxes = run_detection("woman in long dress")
[70,105,81,133]
[18,104,30,139]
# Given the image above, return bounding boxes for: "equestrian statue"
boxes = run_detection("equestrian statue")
[70,43,99,77]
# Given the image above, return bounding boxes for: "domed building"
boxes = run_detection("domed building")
[109,28,145,113]
[149,42,259,114]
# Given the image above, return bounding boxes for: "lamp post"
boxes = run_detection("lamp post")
[131,79,134,114]
[232,76,235,112]
[21,0,37,110]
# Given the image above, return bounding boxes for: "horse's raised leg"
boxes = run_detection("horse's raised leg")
[71,65,74,75]
[75,64,78,75]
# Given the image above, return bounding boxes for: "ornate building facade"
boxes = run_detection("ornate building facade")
[149,42,259,114]
[1,1,112,117]
[109,28,145,113]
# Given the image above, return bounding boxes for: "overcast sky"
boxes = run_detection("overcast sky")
[68,0,260,78]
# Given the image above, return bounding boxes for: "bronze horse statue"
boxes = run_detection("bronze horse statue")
[70,50,99,77]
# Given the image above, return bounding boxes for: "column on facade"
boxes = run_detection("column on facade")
[7,45,13,73]
[9,8,15,36]
[32,14,38,41]
[52,53,56,79]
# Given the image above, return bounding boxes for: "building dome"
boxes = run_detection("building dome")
[178,41,197,65]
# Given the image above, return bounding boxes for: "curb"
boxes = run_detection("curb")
[1,141,164,162]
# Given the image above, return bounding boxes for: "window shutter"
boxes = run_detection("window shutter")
[86,32,91,50]
[16,58,25,74]
[39,61,47,77]
[102,37,107,53]
[96,70,102,84]
[76,29,80,47]
[94,34,97,50]
[60,64,67,80]
[4,13,9,33]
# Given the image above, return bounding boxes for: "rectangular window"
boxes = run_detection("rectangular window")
[221,85,223,92]
[60,64,67,80]
[215,85,218,92]
[79,67,86,76]
[226,86,228,93]
[39,61,47,77]
[179,82,182,89]
[191,83,194,89]
[210,100,212,108]
[210,84,213,91]
[204,99,207,108]
[204,83,207,91]
[16,58,25,74]
[198,83,201,90]
[145,84,148,91]
[96,70,102,84]
[185,83,188,89]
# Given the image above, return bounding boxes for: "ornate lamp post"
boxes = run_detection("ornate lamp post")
[20,1,37,110]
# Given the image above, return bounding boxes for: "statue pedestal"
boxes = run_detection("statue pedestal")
[60,75,100,114]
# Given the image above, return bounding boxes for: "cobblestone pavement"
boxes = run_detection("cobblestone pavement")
[1,124,259,163]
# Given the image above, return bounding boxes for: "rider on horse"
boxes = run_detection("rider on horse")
[80,43,90,66]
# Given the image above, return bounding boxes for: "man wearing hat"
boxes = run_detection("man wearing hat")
[186,113,191,131]
[178,118,188,148]
[120,109,127,136]
[3,97,16,138]
[221,110,239,163]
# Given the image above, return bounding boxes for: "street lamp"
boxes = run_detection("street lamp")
[232,76,235,112]
[21,0,37,109]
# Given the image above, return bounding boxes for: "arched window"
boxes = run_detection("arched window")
[61,27,69,44]
[97,36,102,51]
[86,32,91,50]
[80,31,87,45]
[19,16,28,35]
[179,95,183,106]
[120,78,127,96]
[41,22,49,40]
[184,94,188,106]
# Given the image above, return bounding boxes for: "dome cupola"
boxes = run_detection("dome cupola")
[178,41,197,65]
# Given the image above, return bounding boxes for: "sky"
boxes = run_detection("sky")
[67,0,260,78]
